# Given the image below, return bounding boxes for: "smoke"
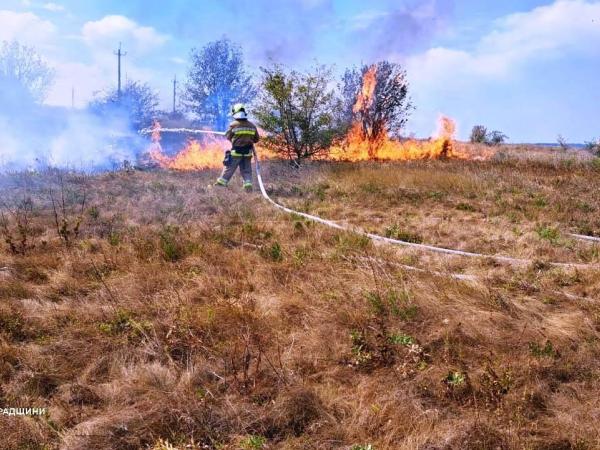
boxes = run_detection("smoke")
[212,0,451,66]
[347,0,454,60]
[0,80,146,172]
[218,0,335,65]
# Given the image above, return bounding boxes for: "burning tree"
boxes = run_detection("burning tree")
[342,62,412,153]
[255,64,344,162]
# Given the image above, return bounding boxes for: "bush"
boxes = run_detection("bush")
[470,125,508,146]
[255,64,344,162]
[159,226,187,262]
[585,138,600,156]
[470,125,488,144]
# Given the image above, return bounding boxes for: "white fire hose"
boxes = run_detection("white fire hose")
[252,149,598,270]
[139,127,227,137]
[143,127,598,271]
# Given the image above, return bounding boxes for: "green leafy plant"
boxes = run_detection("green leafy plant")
[389,333,414,346]
[384,224,423,243]
[529,340,558,358]
[159,225,187,262]
[261,241,283,262]
[99,309,151,338]
[456,202,476,212]
[536,225,560,244]
[241,435,267,449]
[445,371,466,386]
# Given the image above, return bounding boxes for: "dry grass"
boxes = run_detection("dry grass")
[1,146,600,449]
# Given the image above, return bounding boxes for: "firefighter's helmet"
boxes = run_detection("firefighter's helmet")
[231,103,247,119]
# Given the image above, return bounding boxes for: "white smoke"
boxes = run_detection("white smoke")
[0,102,145,172]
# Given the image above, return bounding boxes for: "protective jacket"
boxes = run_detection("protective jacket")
[225,118,260,156]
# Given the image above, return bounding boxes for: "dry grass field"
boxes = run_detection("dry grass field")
[1,146,600,449]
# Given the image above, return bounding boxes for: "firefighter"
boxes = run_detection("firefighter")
[215,103,260,192]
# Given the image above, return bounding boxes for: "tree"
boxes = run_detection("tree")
[255,64,344,162]
[584,138,600,156]
[488,130,508,146]
[0,40,54,106]
[89,80,159,131]
[183,39,256,131]
[341,61,412,143]
[470,125,488,144]
[470,125,508,146]
[339,67,362,129]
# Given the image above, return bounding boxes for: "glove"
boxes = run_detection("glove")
[223,150,232,167]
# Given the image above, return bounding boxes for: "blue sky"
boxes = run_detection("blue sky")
[1,0,599,142]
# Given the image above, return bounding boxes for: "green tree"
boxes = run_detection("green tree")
[89,80,159,131]
[255,64,344,162]
[470,125,488,144]
[0,40,54,106]
[470,125,508,146]
[183,39,256,131]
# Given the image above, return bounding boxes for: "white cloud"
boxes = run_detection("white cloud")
[82,15,169,54]
[403,0,600,140]
[42,3,65,12]
[0,10,57,46]
[407,0,600,85]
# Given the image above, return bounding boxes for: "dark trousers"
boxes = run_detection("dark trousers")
[217,156,253,186]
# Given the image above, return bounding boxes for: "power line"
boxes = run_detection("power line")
[113,42,127,98]
[172,74,177,113]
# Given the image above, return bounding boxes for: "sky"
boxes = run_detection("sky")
[1,0,599,142]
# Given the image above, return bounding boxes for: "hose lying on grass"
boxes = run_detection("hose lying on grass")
[253,149,598,270]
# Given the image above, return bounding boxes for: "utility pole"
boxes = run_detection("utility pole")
[114,42,127,98]
[71,86,75,109]
[172,74,177,114]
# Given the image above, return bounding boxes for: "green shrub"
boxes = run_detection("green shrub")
[389,333,414,346]
[263,241,283,262]
[99,309,151,338]
[159,226,186,262]
[241,435,267,449]
[529,340,558,358]
[445,371,466,386]
[456,202,476,212]
[536,225,560,244]
[383,224,422,243]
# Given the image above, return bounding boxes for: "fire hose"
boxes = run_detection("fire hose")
[251,149,598,270]
[139,127,227,137]
[142,127,598,270]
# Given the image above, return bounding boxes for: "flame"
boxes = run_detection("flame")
[147,121,228,170]
[329,65,492,162]
[151,139,227,170]
[353,66,377,114]
[146,65,493,171]
[329,116,459,162]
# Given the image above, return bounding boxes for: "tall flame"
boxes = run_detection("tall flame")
[329,66,468,162]
[353,66,377,114]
